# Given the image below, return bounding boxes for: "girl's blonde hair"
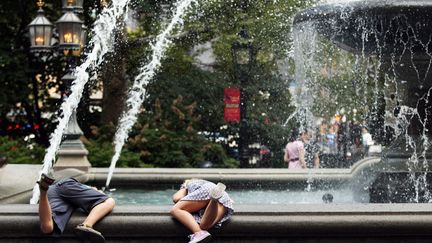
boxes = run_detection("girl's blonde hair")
[182,178,200,187]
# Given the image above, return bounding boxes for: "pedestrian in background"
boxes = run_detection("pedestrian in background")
[284,129,306,169]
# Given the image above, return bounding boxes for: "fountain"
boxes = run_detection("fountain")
[4,0,432,242]
[293,0,432,202]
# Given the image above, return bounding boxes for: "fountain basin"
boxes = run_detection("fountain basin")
[2,160,432,241]
[4,157,432,204]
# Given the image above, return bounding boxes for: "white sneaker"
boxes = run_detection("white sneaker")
[210,182,226,200]
[188,230,211,243]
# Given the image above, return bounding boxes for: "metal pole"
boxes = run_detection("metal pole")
[239,67,249,168]
[54,50,90,172]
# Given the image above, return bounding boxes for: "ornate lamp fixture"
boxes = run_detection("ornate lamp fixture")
[56,4,83,51]
[28,0,85,53]
[28,0,53,52]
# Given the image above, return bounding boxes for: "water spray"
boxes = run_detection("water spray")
[105,0,199,189]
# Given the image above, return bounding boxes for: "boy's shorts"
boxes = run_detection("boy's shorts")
[47,178,109,234]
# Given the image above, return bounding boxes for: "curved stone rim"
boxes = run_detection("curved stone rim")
[293,0,432,25]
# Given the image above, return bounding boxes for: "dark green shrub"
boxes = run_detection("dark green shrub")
[86,140,149,168]
[0,136,45,164]
[201,143,239,168]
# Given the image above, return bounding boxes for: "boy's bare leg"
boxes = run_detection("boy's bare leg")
[82,198,115,227]
[39,190,54,234]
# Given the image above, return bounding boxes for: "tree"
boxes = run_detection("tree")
[1,0,318,168]
[127,97,238,168]
[0,0,101,144]
[0,0,48,144]
[114,0,313,167]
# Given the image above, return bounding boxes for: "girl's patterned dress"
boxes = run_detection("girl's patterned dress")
[180,179,234,227]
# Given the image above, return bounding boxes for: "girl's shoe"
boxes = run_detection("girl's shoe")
[188,230,212,243]
[210,182,226,200]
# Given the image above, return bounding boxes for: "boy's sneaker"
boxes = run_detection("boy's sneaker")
[74,224,105,243]
[188,230,212,243]
[210,182,226,200]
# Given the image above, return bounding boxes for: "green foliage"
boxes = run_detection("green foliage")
[129,127,202,168]
[201,143,239,168]
[0,1,34,114]
[128,98,237,168]
[0,136,45,164]
[302,36,381,121]
[128,126,238,168]
[2,0,317,168]
[85,124,146,168]
[122,0,309,168]
[86,140,147,168]
[0,0,101,146]
[144,53,227,134]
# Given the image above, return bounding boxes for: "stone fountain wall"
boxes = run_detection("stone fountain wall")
[2,204,432,242]
[2,160,432,241]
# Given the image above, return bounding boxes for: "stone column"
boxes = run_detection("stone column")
[54,111,91,172]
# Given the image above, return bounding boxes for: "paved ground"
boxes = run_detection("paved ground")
[0,164,41,203]
[0,164,87,203]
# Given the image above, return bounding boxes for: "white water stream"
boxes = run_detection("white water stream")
[30,0,131,204]
[105,0,198,188]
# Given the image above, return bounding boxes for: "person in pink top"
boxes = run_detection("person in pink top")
[284,130,306,169]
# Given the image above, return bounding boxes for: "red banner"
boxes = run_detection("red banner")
[224,87,240,122]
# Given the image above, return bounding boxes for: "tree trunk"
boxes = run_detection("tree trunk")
[100,33,127,127]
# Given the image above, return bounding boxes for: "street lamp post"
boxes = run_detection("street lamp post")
[27,0,54,145]
[28,0,91,172]
[232,28,254,168]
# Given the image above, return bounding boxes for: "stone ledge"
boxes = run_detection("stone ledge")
[0,166,89,204]
[88,157,381,184]
[2,204,432,242]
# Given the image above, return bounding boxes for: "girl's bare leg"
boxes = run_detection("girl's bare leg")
[39,190,54,234]
[199,199,227,230]
[170,200,209,233]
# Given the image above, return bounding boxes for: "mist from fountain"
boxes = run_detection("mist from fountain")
[30,0,131,204]
[292,0,432,202]
[105,0,199,189]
